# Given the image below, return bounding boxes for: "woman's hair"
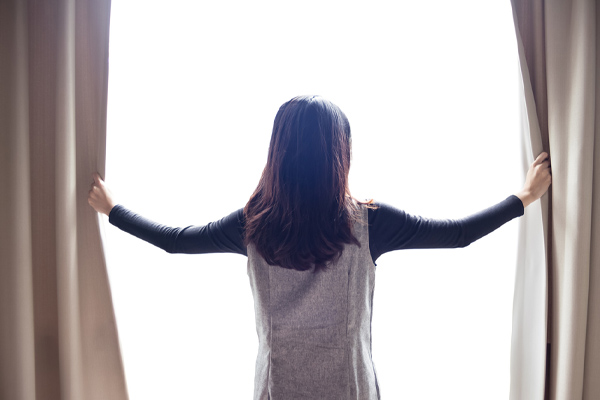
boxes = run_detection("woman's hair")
[243,95,376,273]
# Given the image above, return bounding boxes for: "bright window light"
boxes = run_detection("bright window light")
[104,1,520,398]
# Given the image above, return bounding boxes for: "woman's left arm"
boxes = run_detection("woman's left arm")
[87,173,247,256]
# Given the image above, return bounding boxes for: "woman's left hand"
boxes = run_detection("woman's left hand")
[88,172,116,216]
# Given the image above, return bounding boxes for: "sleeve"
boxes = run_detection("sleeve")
[367,195,524,264]
[108,205,248,256]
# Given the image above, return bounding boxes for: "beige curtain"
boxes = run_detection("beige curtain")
[0,0,128,399]
[510,0,600,399]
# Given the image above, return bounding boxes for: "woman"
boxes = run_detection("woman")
[88,95,551,400]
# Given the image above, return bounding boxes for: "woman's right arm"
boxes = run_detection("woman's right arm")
[368,195,524,262]
[368,152,552,263]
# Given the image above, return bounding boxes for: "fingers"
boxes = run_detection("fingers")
[88,175,102,201]
[88,172,115,216]
[537,159,552,189]
[539,160,551,170]
[87,186,105,213]
[92,172,104,186]
[88,187,98,202]
[533,152,549,166]
[87,188,96,208]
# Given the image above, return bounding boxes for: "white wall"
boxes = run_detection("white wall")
[103,1,521,398]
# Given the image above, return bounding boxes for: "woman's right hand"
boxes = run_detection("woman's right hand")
[516,152,552,207]
[88,172,116,216]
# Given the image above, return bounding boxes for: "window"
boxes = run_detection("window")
[104,1,520,398]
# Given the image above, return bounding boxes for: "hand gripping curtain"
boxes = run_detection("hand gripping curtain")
[510,1,600,399]
[0,0,128,399]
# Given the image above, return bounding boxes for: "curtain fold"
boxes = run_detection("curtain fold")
[510,3,550,399]
[0,0,128,399]
[510,0,599,399]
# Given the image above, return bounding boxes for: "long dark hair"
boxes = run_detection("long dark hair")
[243,95,376,273]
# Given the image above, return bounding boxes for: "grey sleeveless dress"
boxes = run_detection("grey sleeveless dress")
[247,205,380,400]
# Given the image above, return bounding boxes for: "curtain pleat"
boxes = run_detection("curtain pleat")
[509,4,550,398]
[0,0,128,399]
[510,0,599,399]
[0,2,37,399]
[583,6,600,395]
[545,2,598,397]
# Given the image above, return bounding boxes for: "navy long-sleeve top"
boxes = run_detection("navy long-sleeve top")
[108,195,524,266]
